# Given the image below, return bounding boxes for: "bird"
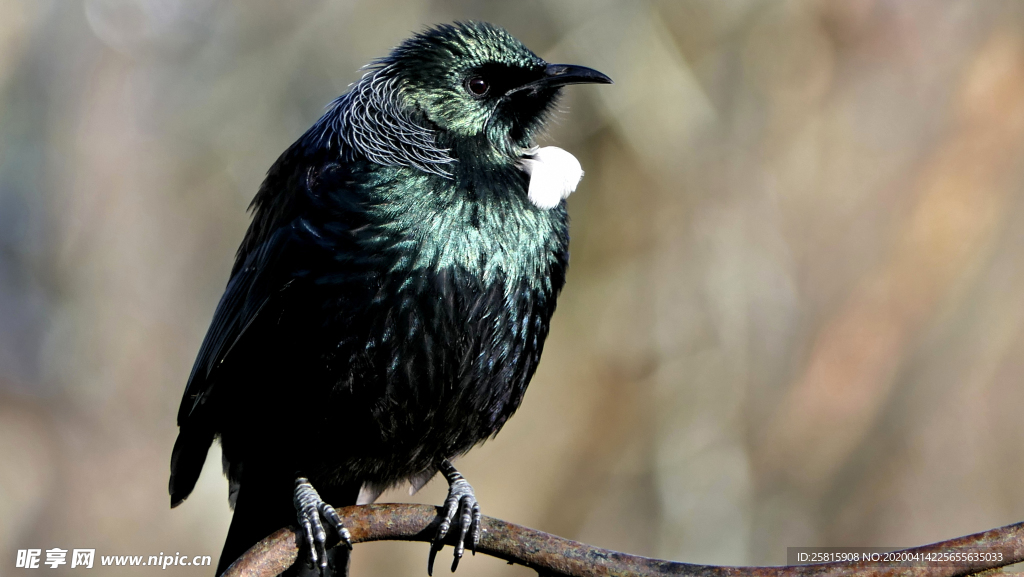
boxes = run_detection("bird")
[168,21,611,577]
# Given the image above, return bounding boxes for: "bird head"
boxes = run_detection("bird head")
[383,22,611,165]
[307,22,611,200]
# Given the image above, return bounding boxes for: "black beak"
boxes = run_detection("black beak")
[541,64,613,87]
[509,64,612,95]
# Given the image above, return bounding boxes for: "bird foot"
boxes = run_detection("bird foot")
[293,477,352,574]
[428,460,481,575]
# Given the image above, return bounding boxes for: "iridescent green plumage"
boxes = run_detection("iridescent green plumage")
[364,165,566,287]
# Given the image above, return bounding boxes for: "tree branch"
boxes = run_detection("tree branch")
[222,504,1024,577]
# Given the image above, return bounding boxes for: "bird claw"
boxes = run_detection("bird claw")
[294,477,352,574]
[428,461,481,575]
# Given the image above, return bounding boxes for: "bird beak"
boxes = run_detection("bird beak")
[509,64,613,95]
[540,64,613,87]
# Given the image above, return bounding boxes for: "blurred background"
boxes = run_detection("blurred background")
[3,0,1024,575]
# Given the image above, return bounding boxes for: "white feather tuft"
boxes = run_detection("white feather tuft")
[518,146,583,210]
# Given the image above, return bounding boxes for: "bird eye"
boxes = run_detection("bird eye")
[466,76,490,97]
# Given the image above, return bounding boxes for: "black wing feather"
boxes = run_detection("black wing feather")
[169,219,319,506]
[170,142,360,507]
[177,232,292,424]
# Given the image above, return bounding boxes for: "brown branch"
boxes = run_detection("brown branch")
[222,504,1024,577]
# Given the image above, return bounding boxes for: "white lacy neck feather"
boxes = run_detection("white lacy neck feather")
[518,146,584,210]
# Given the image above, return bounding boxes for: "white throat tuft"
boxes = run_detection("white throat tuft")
[518,146,584,210]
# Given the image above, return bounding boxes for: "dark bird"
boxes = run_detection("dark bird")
[168,21,611,576]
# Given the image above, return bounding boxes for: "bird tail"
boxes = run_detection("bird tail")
[282,548,351,577]
[216,476,359,577]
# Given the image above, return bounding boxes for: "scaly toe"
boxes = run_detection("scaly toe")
[294,477,350,572]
